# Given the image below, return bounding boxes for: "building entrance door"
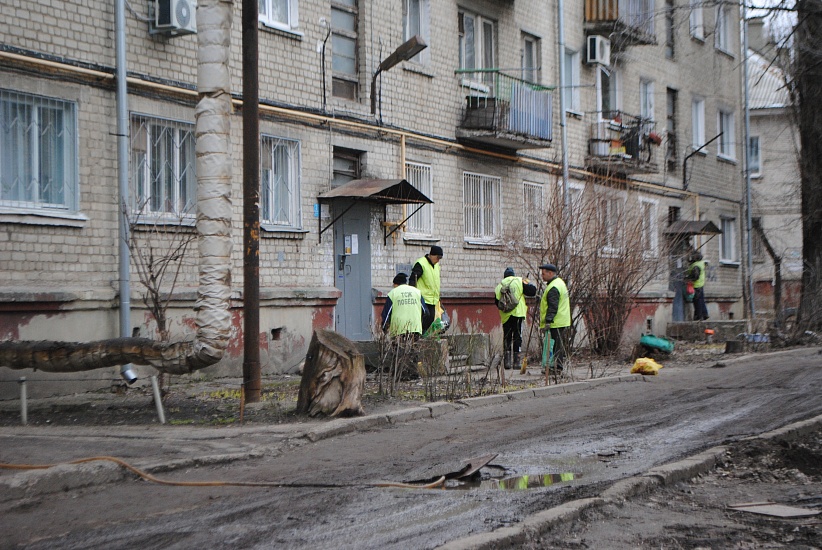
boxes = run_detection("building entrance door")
[333,200,372,341]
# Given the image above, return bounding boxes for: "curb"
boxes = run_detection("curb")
[436,413,822,549]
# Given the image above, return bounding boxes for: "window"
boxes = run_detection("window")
[259,0,299,32]
[639,198,658,258]
[459,10,496,90]
[748,136,761,176]
[597,65,619,116]
[715,5,732,53]
[564,49,580,113]
[405,161,433,236]
[261,136,301,229]
[332,147,361,186]
[689,0,703,40]
[568,182,585,253]
[665,0,675,58]
[718,109,735,159]
[1,90,78,213]
[130,114,196,218]
[523,181,543,246]
[668,205,680,225]
[599,194,625,254]
[521,33,541,84]
[404,0,430,65]
[640,79,655,122]
[331,0,358,100]
[463,171,501,242]
[692,98,705,148]
[666,88,678,165]
[720,217,737,262]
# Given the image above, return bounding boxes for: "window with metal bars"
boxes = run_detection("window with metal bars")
[463,171,501,242]
[261,136,301,229]
[130,114,196,219]
[523,181,543,246]
[0,89,78,212]
[405,161,432,236]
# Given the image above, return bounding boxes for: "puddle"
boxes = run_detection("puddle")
[445,472,579,491]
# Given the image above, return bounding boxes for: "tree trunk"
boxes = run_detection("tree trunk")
[0,0,234,376]
[796,0,822,331]
[297,330,366,417]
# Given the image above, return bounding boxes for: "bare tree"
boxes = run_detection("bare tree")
[0,0,234,375]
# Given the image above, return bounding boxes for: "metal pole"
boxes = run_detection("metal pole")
[150,375,166,424]
[115,0,134,384]
[19,377,27,426]
[742,10,756,323]
[242,0,261,402]
[557,0,570,263]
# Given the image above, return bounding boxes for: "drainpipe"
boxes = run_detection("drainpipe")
[115,0,136,384]
[557,0,570,260]
[742,11,756,323]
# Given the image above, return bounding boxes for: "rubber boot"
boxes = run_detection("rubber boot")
[513,352,521,371]
[503,350,512,370]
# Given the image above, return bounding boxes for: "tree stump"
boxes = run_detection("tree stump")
[296,329,366,417]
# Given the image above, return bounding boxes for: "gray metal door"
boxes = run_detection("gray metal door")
[333,200,372,341]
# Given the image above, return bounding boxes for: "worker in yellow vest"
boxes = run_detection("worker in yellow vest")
[539,263,570,373]
[495,267,537,369]
[380,273,427,336]
[686,250,709,321]
[409,245,443,333]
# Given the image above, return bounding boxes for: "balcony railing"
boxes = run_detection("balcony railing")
[587,111,659,174]
[455,69,553,151]
[585,0,656,45]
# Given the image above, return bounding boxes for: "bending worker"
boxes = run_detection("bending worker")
[495,267,537,370]
[381,273,427,336]
[539,263,570,373]
[409,245,443,333]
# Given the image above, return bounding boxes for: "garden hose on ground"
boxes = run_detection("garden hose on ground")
[0,457,446,489]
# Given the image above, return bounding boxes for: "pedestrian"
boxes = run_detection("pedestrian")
[381,272,427,336]
[409,245,443,334]
[539,263,570,373]
[686,251,709,321]
[495,267,537,370]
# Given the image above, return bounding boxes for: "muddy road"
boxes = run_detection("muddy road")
[4,348,822,549]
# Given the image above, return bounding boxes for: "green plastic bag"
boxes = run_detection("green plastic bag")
[541,333,555,369]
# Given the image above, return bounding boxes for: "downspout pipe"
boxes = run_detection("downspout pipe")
[557,0,570,261]
[742,12,756,322]
[115,0,137,383]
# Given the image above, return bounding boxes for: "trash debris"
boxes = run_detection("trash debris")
[631,357,663,375]
[728,501,820,518]
[639,334,675,354]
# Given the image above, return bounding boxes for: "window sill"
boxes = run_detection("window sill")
[259,22,304,39]
[464,239,503,249]
[403,62,434,78]
[130,214,196,228]
[0,208,88,227]
[566,109,584,120]
[403,235,437,245]
[715,47,735,60]
[720,260,741,267]
[690,34,705,44]
[717,154,737,165]
[261,226,308,238]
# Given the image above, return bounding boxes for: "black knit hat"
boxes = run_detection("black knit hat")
[429,245,444,257]
[504,267,515,277]
[393,272,408,285]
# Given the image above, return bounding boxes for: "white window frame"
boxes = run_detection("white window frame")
[463,171,502,243]
[260,135,302,230]
[521,32,541,85]
[717,109,735,160]
[567,181,585,254]
[720,217,737,263]
[331,0,359,100]
[640,78,655,122]
[405,161,433,237]
[598,191,626,256]
[1,89,79,214]
[692,97,705,149]
[459,10,496,93]
[748,135,761,177]
[689,0,704,40]
[639,197,659,259]
[403,0,430,65]
[596,65,620,118]
[523,180,544,246]
[564,48,581,114]
[715,4,732,54]
[259,0,300,33]
[130,113,197,220]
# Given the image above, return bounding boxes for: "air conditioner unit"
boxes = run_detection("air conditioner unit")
[587,35,611,66]
[152,0,197,36]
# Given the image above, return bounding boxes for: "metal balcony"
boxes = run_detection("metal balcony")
[584,0,656,46]
[455,69,553,151]
[587,111,660,175]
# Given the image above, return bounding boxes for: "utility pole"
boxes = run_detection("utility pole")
[242,0,261,402]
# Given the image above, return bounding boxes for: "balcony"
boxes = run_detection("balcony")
[584,0,656,47]
[455,69,553,151]
[587,111,660,175]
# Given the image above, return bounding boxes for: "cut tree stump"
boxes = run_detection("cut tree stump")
[296,329,366,417]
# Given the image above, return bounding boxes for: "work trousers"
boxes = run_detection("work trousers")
[421,303,435,334]
[502,316,524,356]
[550,326,568,371]
[692,287,709,321]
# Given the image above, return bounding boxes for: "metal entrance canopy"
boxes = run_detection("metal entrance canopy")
[317,179,433,244]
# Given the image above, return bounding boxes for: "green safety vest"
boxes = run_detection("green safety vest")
[689,260,706,289]
[387,284,423,336]
[540,277,570,329]
[414,255,441,305]
[495,276,527,322]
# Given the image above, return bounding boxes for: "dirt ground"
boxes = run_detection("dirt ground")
[536,427,822,549]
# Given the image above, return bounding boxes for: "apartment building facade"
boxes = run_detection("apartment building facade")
[0,0,745,394]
